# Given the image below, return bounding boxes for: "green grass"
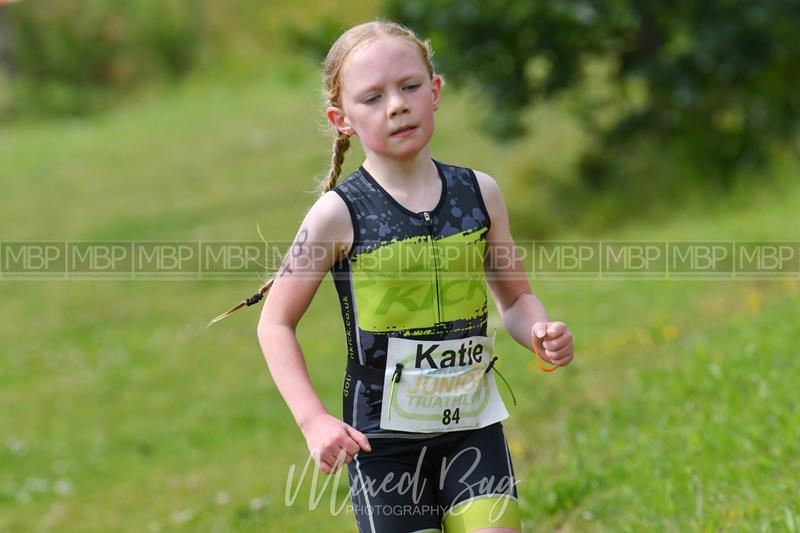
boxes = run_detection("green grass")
[1,54,798,532]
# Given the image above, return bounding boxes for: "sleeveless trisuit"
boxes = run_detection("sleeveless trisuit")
[330,160,521,532]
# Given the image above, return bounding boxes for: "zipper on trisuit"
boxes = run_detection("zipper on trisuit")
[422,211,442,324]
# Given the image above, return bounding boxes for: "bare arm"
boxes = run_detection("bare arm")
[476,170,574,366]
[256,208,336,432]
[256,190,370,473]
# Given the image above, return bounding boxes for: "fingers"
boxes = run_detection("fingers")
[341,438,360,458]
[545,345,573,365]
[309,423,372,476]
[330,426,372,474]
[546,321,567,337]
[533,321,567,339]
[543,324,572,365]
[532,321,573,366]
[327,448,352,467]
[310,448,334,474]
[330,445,355,467]
[531,322,547,355]
[542,330,572,352]
[532,322,548,340]
[345,425,372,453]
[313,448,350,475]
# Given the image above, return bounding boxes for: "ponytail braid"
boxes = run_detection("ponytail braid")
[209,130,350,327]
[208,131,351,327]
[321,132,351,193]
[207,278,274,327]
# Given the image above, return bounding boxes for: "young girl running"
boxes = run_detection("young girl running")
[212,20,574,533]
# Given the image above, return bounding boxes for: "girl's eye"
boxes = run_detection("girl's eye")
[404,84,421,91]
[363,95,380,104]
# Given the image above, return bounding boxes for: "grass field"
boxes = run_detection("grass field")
[1,55,798,532]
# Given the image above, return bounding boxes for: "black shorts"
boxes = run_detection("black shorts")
[347,422,521,533]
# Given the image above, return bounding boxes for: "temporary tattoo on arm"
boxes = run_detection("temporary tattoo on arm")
[279,227,309,277]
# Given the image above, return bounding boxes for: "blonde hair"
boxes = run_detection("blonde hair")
[208,20,436,326]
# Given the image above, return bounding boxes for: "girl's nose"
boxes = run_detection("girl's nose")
[387,93,409,117]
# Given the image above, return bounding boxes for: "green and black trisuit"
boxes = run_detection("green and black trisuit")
[330,160,521,532]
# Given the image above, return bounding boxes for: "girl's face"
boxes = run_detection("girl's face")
[327,36,442,161]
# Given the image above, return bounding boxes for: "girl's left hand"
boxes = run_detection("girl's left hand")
[531,321,574,367]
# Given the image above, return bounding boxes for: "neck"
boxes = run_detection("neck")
[361,146,437,190]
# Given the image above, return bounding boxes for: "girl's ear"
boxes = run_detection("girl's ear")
[326,106,354,136]
[431,74,443,112]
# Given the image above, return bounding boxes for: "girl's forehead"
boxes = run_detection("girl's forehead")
[341,37,427,89]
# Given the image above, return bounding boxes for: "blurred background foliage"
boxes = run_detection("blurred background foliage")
[0,0,368,117]
[2,0,203,116]
[385,0,800,228]
[1,0,798,233]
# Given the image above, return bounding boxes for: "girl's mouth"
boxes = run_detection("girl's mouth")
[391,126,417,137]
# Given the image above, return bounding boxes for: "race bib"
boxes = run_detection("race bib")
[379,334,509,433]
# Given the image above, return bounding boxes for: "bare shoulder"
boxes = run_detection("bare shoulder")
[301,190,353,259]
[473,169,506,221]
[307,189,350,226]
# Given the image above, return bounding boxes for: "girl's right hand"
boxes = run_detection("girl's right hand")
[300,412,372,474]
